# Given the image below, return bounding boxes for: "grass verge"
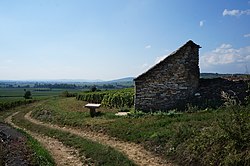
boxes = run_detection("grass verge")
[17,128,55,166]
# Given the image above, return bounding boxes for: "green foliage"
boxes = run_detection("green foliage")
[186,103,199,112]
[128,109,182,118]
[23,90,32,99]
[91,86,97,92]
[217,91,250,165]
[76,88,134,108]
[170,106,250,166]
[218,106,250,166]
[0,99,34,112]
[168,92,250,166]
[60,91,76,97]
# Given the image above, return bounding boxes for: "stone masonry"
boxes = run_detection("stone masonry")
[134,40,201,111]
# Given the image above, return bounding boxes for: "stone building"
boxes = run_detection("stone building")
[134,40,201,111]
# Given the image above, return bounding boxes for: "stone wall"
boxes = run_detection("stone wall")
[190,78,249,109]
[134,40,200,111]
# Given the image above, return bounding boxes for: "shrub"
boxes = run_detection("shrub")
[168,91,250,165]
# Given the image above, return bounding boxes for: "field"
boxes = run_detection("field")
[0,88,79,99]
[0,88,80,112]
[0,87,250,165]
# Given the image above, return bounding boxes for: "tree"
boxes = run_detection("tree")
[91,86,97,92]
[23,90,32,99]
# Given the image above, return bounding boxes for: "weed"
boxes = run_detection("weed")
[186,103,199,112]
[217,91,250,165]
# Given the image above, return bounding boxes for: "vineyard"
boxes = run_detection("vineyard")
[0,100,34,111]
[76,88,134,108]
[0,88,79,112]
[0,99,35,112]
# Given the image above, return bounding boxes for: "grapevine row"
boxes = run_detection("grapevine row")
[0,99,35,112]
[76,88,134,108]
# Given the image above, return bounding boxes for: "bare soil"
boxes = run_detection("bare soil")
[25,111,173,166]
[5,112,84,166]
[0,122,32,166]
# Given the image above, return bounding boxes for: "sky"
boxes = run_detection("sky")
[0,0,250,80]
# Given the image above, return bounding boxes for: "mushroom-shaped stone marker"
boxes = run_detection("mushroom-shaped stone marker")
[85,103,101,117]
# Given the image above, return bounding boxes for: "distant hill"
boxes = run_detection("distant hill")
[105,77,134,83]
[200,73,247,79]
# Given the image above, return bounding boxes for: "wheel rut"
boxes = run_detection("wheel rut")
[5,112,84,166]
[25,111,172,166]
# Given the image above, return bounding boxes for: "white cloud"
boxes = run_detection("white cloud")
[223,9,240,16]
[223,9,250,16]
[244,33,250,37]
[201,44,250,68]
[242,9,250,15]
[145,45,151,49]
[199,20,205,27]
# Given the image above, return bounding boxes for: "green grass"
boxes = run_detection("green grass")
[31,97,224,143]
[0,88,79,99]
[32,97,118,127]
[31,97,250,165]
[17,128,55,166]
[12,106,136,166]
[0,97,24,103]
[0,87,80,111]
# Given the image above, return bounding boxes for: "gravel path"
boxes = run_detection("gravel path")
[25,111,172,166]
[5,112,84,166]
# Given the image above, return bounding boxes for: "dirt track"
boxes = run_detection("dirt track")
[25,111,172,166]
[5,112,84,166]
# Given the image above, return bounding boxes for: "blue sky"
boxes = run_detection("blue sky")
[0,0,249,80]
